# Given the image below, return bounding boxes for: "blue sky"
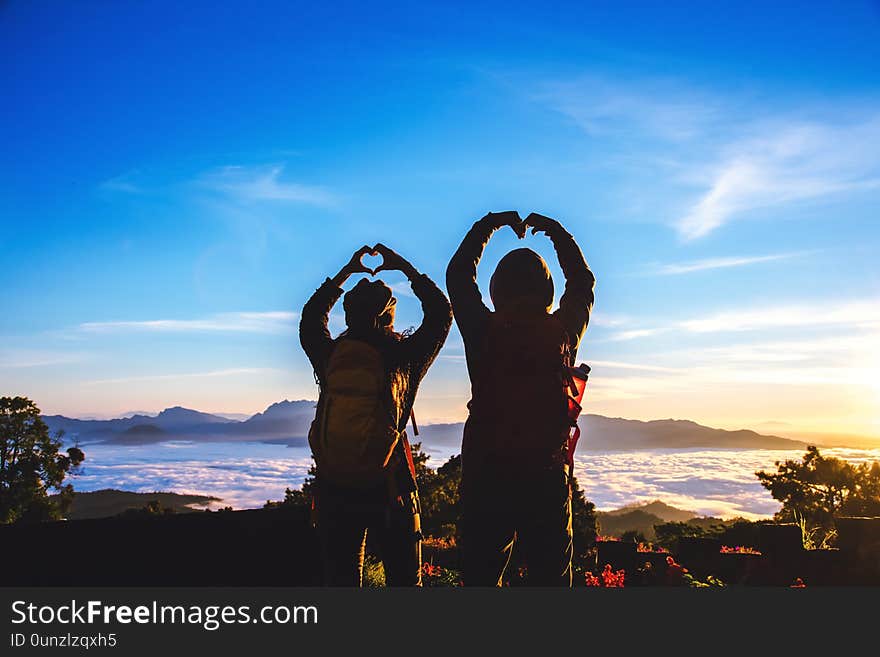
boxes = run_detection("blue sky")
[2,1,879,437]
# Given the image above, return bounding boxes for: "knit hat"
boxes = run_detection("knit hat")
[343,278,397,330]
[489,248,554,312]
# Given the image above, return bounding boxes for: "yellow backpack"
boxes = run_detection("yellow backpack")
[309,339,402,488]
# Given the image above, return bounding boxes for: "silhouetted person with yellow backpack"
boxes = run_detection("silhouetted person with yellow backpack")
[300,244,452,586]
[447,211,595,586]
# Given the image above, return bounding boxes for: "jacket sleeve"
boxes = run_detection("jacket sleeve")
[299,278,344,381]
[400,272,453,379]
[549,226,596,353]
[445,215,498,341]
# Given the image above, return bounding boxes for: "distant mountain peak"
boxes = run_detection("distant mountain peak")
[246,399,316,421]
[606,499,698,522]
[267,399,314,409]
[578,413,804,451]
[119,410,158,419]
[154,406,232,424]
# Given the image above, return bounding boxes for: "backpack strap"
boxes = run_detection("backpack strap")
[400,430,418,484]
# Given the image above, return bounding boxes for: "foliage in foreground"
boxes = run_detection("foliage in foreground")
[1,396,85,524]
[756,445,880,532]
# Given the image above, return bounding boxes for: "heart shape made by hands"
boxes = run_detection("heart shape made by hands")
[360,251,384,275]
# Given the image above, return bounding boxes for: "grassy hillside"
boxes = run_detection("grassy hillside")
[56,489,222,520]
[603,500,697,522]
[597,500,727,539]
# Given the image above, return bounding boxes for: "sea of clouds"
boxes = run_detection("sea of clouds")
[69,441,880,519]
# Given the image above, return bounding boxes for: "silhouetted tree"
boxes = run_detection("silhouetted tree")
[0,396,85,523]
[119,499,175,517]
[715,519,759,549]
[756,445,880,530]
[265,487,310,509]
[414,443,461,541]
[410,441,432,487]
[653,521,708,551]
[620,529,648,544]
[265,462,316,509]
[571,475,598,569]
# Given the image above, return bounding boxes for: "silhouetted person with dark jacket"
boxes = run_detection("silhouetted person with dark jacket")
[300,243,452,586]
[447,211,595,586]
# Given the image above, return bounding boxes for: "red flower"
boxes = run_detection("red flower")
[585,564,625,587]
[664,556,689,584]
[600,564,626,587]
[637,542,668,553]
[422,562,443,578]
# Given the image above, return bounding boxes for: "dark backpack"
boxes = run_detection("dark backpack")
[308,338,403,488]
[469,311,576,465]
[309,337,420,491]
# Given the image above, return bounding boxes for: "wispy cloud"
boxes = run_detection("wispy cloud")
[589,313,632,328]
[695,333,879,365]
[588,360,682,373]
[601,297,880,342]
[199,165,336,206]
[676,119,880,240]
[651,251,807,275]
[679,298,880,333]
[532,74,880,240]
[388,281,416,299]
[79,311,298,335]
[0,349,87,368]
[607,328,668,342]
[534,75,717,141]
[85,368,281,386]
[99,172,143,194]
[99,164,335,206]
[438,354,467,362]
[576,327,879,435]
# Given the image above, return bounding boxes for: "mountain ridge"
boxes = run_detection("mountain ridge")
[43,400,807,451]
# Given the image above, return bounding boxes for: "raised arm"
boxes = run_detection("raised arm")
[373,243,452,372]
[524,213,596,351]
[445,211,524,338]
[299,246,375,379]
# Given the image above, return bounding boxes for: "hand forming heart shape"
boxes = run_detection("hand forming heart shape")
[347,243,410,277]
[359,250,384,275]
[488,211,558,239]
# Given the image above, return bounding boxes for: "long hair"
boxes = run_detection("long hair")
[341,278,402,347]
